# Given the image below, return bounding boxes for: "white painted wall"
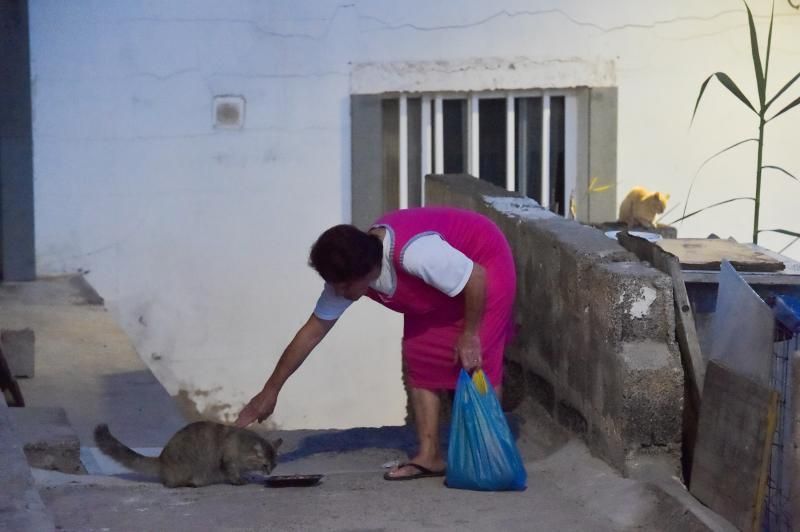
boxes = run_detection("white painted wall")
[29,1,800,429]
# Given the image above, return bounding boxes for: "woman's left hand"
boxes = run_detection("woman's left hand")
[455,332,482,372]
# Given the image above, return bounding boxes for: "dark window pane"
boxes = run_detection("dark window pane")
[515,97,542,203]
[443,100,466,173]
[478,98,506,188]
[549,96,566,215]
[407,97,422,208]
[381,99,399,212]
[429,99,435,175]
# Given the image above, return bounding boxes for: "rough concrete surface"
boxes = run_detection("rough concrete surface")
[427,175,683,474]
[0,276,186,448]
[0,275,183,529]
[8,407,86,474]
[32,400,734,532]
[0,400,56,532]
[1,271,735,531]
[1,327,35,377]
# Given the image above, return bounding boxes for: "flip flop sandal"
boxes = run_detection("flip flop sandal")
[383,462,446,481]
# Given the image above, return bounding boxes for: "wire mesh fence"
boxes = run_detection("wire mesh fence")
[764,295,798,531]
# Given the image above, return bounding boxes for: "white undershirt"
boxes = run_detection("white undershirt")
[313,230,474,321]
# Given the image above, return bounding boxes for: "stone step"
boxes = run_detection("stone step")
[7,406,86,474]
[0,400,56,532]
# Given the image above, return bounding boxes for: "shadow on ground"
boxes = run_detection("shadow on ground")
[278,415,522,463]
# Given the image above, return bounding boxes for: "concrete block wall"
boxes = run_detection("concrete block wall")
[426,174,683,474]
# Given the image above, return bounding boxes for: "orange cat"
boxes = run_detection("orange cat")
[618,187,669,229]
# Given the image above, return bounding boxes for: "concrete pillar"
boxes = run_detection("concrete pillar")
[0,0,36,281]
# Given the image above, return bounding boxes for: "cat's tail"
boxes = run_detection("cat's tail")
[94,424,160,477]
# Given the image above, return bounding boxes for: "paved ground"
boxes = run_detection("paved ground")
[35,452,623,532]
[1,276,186,448]
[2,276,735,531]
[32,398,735,532]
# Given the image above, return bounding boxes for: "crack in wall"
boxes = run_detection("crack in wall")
[34,70,348,84]
[107,3,357,41]
[359,7,791,35]
[36,5,793,89]
[40,3,798,56]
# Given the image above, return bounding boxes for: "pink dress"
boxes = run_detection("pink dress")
[367,207,516,390]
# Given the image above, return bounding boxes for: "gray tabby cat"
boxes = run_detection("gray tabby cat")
[94,421,282,488]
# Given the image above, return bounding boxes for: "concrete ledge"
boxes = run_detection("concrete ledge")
[427,174,683,474]
[0,274,104,307]
[0,274,187,448]
[8,407,86,474]
[639,482,737,531]
[0,400,56,531]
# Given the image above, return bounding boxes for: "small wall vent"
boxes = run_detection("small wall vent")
[213,95,245,129]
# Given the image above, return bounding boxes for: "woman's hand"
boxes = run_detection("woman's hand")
[234,314,336,428]
[456,264,485,373]
[454,332,482,372]
[234,387,278,428]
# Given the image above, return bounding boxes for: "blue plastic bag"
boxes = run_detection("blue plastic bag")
[445,369,527,491]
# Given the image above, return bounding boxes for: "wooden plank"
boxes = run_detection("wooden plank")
[657,254,706,399]
[657,238,785,272]
[690,360,779,531]
[616,230,656,264]
[680,244,800,284]
[662,249,704,486]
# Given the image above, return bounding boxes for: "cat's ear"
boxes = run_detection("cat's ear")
[272,438,283,449]
[663,193,670,201]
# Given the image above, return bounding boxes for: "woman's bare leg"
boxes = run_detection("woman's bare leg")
[385,381,503,478]
[386,387,446,478]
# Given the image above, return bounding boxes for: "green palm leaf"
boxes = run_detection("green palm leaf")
[713,73,757,114]
[763,2,774,84]
[766,72,800,110]
[762,165,798,182]
[769,94,800,121]
[669,197,755,225]
[679,138,757,221]
[691,73,757,123]
[691,75,715,124]
[758,228,800,238]
[744,2,766,108]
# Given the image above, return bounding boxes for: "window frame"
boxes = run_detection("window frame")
[396,89,579,215]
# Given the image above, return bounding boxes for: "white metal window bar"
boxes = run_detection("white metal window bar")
[506,94,515,192]
[398,94,408,209]
[468,94,480,177]
[541,93,551,210]
[420,95,432,206]
[433,96,444,175]
[564,95,578,216]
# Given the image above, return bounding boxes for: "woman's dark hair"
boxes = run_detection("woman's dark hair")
[309,225,382,283]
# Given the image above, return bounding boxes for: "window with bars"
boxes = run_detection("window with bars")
[350,87,618,229]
